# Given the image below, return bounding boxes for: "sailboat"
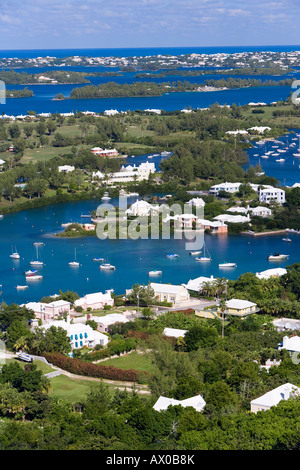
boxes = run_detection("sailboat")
[30,245,43,266]
[195,243,211,262]
[10,246,20,259]
[69,248,79,267]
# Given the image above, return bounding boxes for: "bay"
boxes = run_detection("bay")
[0,194,297,305]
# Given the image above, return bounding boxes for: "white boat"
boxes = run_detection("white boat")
[101,192,111,201]
[93,257,105,262]
[24,269,37,276]
[268,253,289,261]
[100,263,116,270]
[261,155,269,159]
[166,254,179,259]
[33,242,45,246]
[219,262,237,268]
[276,159,285,162]
[30,245,43,266]
[149,270,162,276]
[10,252,20,260]
[16,285,29,290]
[161,151,172,156]
[195,243,211,262]
[26,275,43,281]
[282,238,292,243]
[69,248,79,267]
[189,250,202,256]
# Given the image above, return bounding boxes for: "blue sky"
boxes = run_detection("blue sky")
[0,0,299,50]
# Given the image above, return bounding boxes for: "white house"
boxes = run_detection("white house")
[248,126,271,133]
[92,170,105,180]
[214,214,251,224]
[163,327,187,338]
[104,109,119,116]
[250,383,300,413]
[153,395,206,413]
[150,282,190,305]
[41,317,109,349]
[209,182,242,195]
[187,197,206,208]
[256,268,287,280]
[279,335,300,355]
[74,291,114,311]
[58,165,75,173]
[182,275,215,293]
[125,200,160,217]
[259,187,286,205]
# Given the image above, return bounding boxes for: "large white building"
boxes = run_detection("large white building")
[74,291,114,311]
[259,187,286,205]
[41,317,109,349]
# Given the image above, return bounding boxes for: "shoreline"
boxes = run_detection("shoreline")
[241,229,287,236]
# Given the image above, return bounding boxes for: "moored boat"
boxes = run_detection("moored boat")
[219,262,237,268]
[148,270,162,276]
[268,253,289,261]
[100,263,116,270]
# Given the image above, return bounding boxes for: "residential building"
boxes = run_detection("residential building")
[273,318,300,332]
[250,383,300,413]
[91,147,119,157]
[183,275,215,293]
[209,182,242,195]
[58,165,75,173]
[279,335,300,355]
[153,394,206,413]
[88,313,130,333]
[74,291,114,311]
[150,282,190,305]
[214,214,251,224]
[41,317,109,349]
[196,298,259,319]
[163,327,187,338]
[256,268,287,280]
[125,200,160,217]
[259,187,286,204]
[187,197,206,208]
[23,300,71,321]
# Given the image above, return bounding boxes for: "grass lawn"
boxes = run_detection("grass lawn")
[48,374,114,402]
[102,351,155,374]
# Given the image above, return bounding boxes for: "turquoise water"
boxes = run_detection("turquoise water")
[1,196,298,305]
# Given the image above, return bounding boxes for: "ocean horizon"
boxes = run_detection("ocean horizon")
[1,44,300,59]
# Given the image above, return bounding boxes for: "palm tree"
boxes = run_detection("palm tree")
[218,299,227,339]
[213,277,228,297]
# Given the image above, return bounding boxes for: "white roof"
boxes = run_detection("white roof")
[163,328,187,338]
[281,335,300,353]
[92,313,129,326]
[256,268,287,279]
[153,394,206,412]
[183,276,215,292]
[75,291,112,307]
[150,283,188,294]
[42,319,108,341]
[251,383,300,408]
[188,197,205,207]
[225,299,257,309]
[214,214,250,223]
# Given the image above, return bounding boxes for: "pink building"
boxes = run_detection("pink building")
[74,291,114,311]
[24,300,71,321]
